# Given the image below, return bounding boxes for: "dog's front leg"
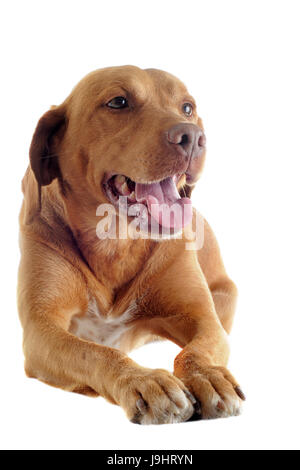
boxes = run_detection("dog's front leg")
[18,239,196,424]
[22,312,197,424]
[147,251,245,420]
[173,329,245,420]
[24,314,197,424]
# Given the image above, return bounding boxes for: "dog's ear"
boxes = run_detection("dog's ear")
[29,105,67,187]
[22,105,67,224]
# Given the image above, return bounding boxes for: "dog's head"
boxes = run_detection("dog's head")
[29,66,206,233]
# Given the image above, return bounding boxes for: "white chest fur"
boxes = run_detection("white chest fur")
[69,298,135,350]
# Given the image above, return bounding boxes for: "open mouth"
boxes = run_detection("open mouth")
[103,174,193,232]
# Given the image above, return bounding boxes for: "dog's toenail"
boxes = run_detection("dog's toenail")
[136,398,147,414]
[216,400,226,411]
[194,399,201,414]
[183,389,197,404]
[235,386,246,401]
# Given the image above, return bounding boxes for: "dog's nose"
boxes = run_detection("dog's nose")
[167,123,205,159]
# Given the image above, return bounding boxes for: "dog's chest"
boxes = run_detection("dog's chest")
[69,298,134,350]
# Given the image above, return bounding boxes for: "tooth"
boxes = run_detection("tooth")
[121,182,131,196]
[128,191,136,202]
[115,175,125,185]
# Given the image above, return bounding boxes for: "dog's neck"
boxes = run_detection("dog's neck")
[63,194,157,292]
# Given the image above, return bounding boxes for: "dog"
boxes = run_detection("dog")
[18,65,245,424]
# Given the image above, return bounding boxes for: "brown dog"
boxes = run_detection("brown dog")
[18,65,244,424]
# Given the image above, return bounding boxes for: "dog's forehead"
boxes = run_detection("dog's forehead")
[145,68,188,97]
[70,66,189,106]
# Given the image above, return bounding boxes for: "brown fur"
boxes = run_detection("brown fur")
[18,65,244,424]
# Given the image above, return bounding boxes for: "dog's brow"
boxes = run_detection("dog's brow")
[98,85,129,100]
[153,81,192,106]
[112,79,149,101]
[90,81,150,117]
[183,95,196,107]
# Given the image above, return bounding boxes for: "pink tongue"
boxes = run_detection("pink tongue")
[135,177,192,229]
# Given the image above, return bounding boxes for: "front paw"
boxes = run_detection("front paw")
[177,366,246,420]
[113,368,196,425]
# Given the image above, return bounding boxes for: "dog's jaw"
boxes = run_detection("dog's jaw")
[102,173,193,234]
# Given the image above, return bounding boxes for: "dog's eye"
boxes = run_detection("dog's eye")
[182,103,193,117]
[107,96,128,109]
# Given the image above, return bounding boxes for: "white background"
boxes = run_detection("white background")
[1,0,300,450]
